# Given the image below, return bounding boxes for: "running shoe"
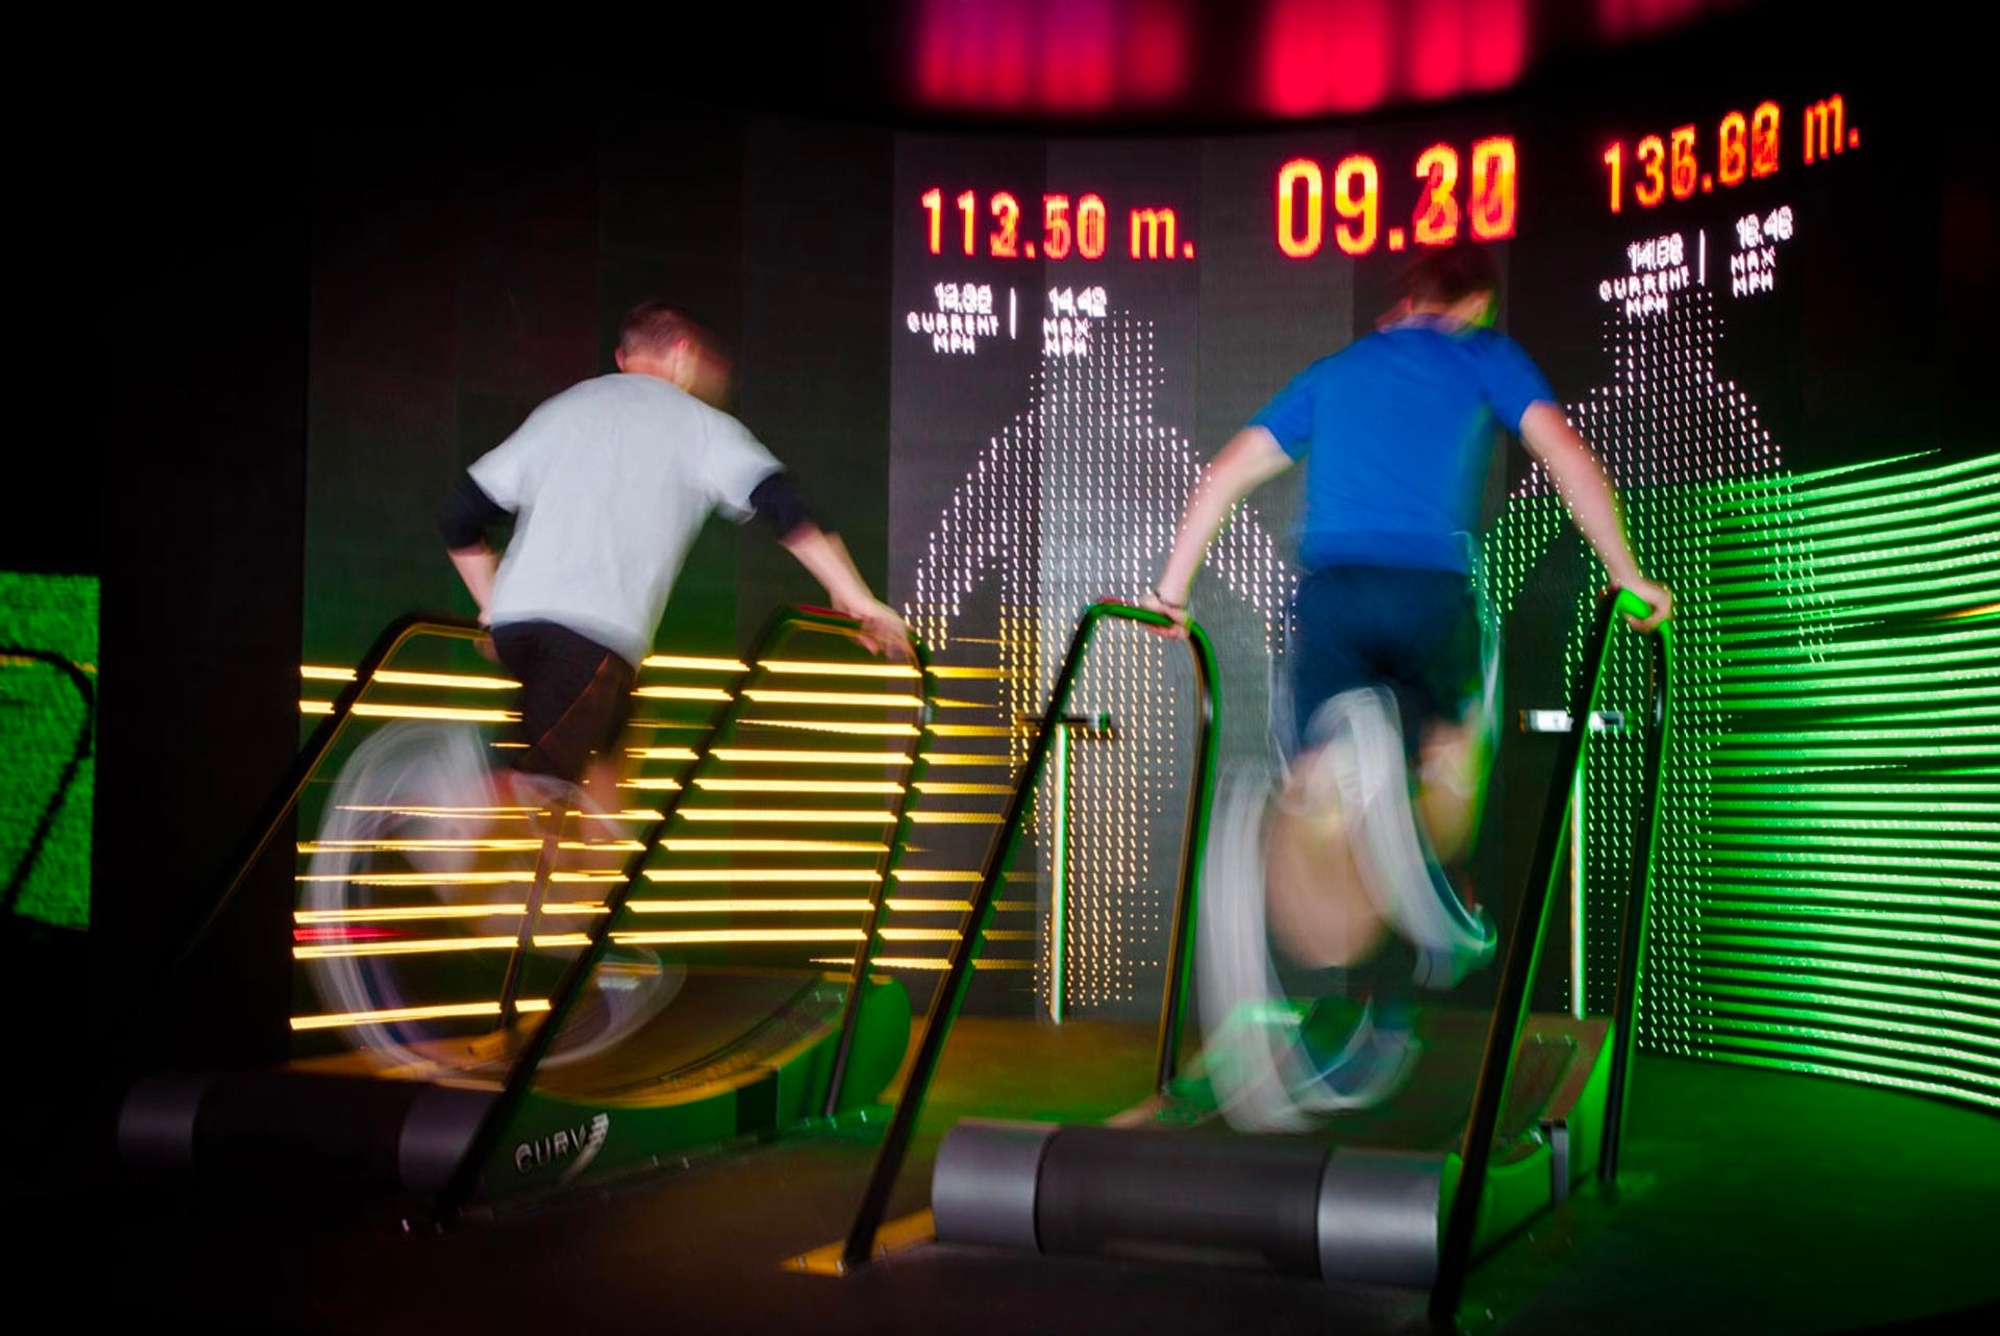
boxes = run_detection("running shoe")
[1194,761,1319,1133]
[1289,998,1422,1113]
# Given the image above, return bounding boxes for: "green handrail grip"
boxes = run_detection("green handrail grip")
[1432,588,1674,1324]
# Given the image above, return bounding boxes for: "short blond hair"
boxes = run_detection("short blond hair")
[618,302,719,360]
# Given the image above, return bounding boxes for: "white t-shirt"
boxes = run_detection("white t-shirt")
[469,372,781,667]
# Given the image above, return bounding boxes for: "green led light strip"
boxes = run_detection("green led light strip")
[1,572,98,930]
[1696,963,2000,1012]
[1488,449,2000,1114]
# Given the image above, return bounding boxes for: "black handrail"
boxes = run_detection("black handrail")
[1155,619,1221,1090]
[1600,617,1671,1186]
[1,647,97,919]
[840,599,1219,1271]
[1429,589,1672,1325]
[826,636,940,1116]
[495,806,569,1030]
[431,606,934,1226]
[167,611,488,977]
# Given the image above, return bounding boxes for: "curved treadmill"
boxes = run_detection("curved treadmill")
[932,1007,1610,1286]
[850,589,1670,1313]
[119,968,910,1215]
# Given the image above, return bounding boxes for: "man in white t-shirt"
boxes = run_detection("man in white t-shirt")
[440,301,910,812]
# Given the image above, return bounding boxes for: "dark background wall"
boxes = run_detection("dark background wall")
[0,82,314,1079]
[299,103,894,666]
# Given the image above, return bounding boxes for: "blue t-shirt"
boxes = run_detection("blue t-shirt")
[1250,316,1554,574]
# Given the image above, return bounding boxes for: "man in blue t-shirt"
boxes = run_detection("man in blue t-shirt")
[1147,249,1671,1114]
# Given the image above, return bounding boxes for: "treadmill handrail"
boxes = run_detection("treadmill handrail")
[431,605,937,1226]
[826,626,941,1117]
[1430,588,1672,1323]
[840,599,1220,1272]
[168,611,488,979]
[1600,609,1671,1186]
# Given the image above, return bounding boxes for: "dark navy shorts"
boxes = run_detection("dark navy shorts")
[489,621,636,784]
[1289,565,1481,753]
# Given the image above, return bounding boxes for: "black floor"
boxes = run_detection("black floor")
[9,1001,1998,1336]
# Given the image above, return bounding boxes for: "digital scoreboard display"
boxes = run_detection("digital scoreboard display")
[881,44,1998,1118]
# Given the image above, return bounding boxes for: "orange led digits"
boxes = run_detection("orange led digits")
[1604,96,1845,213]
[920,187,1191,261]
[989,192,1021,257]
[1276,137,1515,260]
[1469,138,1517,240]
[1078,195,1108,258]
[1334,155,1379,256]
[1276,158,1323,258]
[1412,145,1460,246]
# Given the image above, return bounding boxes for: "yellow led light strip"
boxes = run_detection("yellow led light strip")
[605,929,867,946]
[741,689,925,708]
[626,899,875,914]
[710,748,914,766]
[634,686,734,702]
[299,926,907,958]
[335,805,541,817]
[925,724,1012,737]
[642,869,881,884]
[295,935,521,959]
[669,808,1001,826]
[295,901,608,923]
[679,809,898,824]
[620,778,686,791]
[627,747,702,761]
[741,719,923,737]
[297,838,647,854]
[294,871,627,886]
[817,957,1033,972]
[687,779,1009,795]
[291,999,550,1031]
[755,660,923,679]
[696,778,905,794]
[300,702,518,722]
[641,655,749,672]
[660,839,888,853]
[430,804,648,824]
[300,666,518,691]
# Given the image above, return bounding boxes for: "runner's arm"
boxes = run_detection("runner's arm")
[1518,403,1673,631]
